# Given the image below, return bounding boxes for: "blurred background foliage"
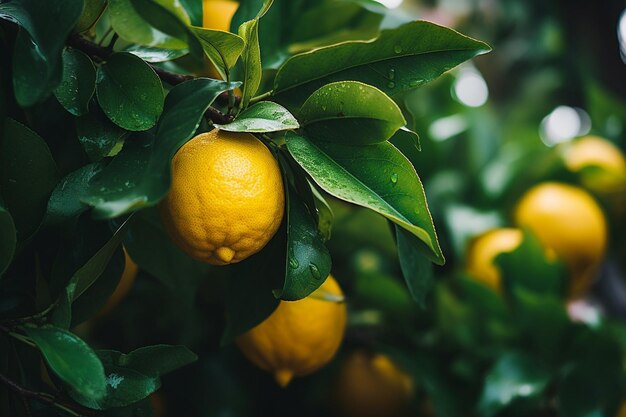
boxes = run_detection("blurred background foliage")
[1,0,626,416]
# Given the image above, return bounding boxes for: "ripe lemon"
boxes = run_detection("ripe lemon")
[160,130,284,265]
[465,228,523,293]
[617,401,626,417]
[236,275,347,387]
[561,135,626,193]
[514,182,607,298]
[203,0,238,31]
[99,248,138,315]
[334,351,413,417]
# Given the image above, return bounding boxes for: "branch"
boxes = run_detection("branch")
[66,35,235,123]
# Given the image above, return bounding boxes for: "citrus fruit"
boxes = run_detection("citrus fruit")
[334,351,413,417]
[160,130,284,265]
[236,275,347,387]
[561,135,626,193]
[99,248,138,315]
[203,0,238,32]
[514,182,607,298]
[465,228,523,293]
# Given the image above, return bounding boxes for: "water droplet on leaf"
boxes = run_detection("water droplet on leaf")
[309,263,322,280]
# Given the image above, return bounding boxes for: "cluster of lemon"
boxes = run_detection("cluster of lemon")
[466,136,626,298]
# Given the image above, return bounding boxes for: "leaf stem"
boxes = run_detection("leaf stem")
[250,90,272,105]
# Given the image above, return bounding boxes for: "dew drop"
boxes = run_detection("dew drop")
[388,69,396,81]
[390,173,398,185]
[387,81,396,89]
[289,257,299,269]
[394,45,403,54]
[309,263,322,280]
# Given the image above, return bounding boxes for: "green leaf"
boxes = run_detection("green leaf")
[395,225,435,307]
[96,52,164,131]
[222,225,284,345]
[125,45,189,63]
[179,0,202,26]
[391,126,421,152]
[286,132,444,264]
[54,48,96,116]
[0,0,84,106]
[0,198,16,277]
[46,162,107,225]
[277,183,331,301]
[237,15,264,108]
[190,27,245,79]
[274,21,491,108]
[299,81,405,144]
[216,101,299,132]
[100,345,197,377]
[76,101,128,161]
[478,352,551,417]
[23,325,106,400]
[108,0,188,50]
[0,118,59,239]
[83,79,239,218]
[73,0,106,33]
[495,230,567,298]
[310,184,333,241]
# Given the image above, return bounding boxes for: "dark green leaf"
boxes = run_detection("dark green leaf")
[216,101,298,132]
[0,118,59,239]
[238,18,262,108]
[190,26,245,79]
[23,325,106,400]
[96,52,164,131]
[179,0,202,26]
[0,198,16,277]
[395,225,435,307]
[478,352,551,417]
[99,345,197,377]
[54,48,96,116]
[74,0,106,33]
[76,101,128,161]
[310,182,333,241]
[84,79,238,218]
[299,81,405,144]
[274,21,491,108]
[0,0,84,106]
[286,132,444,264]
[277,183,331,301]
[46,162,106,225]
[390,126,420,152]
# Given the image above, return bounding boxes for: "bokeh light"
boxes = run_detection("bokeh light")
[453,67,489,107]
[539,106,591,146]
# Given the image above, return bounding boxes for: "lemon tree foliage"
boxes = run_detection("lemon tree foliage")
[2,0,624,416]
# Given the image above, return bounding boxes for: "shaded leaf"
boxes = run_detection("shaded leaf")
[274,21,491,108]
[76,101,128,161]
[54,48,96,116]
[23,325,106,400]
[286,132,444,264]
[190,27,245,79]
[96,52,164,131]
[0,198,16,277]
[216,101,298,132]
[395,224,435,307]
[238,18,262,108]
[300,81,405,144]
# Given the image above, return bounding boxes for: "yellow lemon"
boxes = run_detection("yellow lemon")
[160,130,284,265]
[236,275,347,387]
[561,135,626,193]
[616,401,626,417]
[203,0,238,32]
[514,182,607,298]
[334,351,413,417]
[465,228,523,293]
[99,248,138,315]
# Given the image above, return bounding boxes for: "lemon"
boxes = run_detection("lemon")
[203,0,238,32]
[514,182,607,298]
[99,248,138,315]
[160,130,284,265]
[561,135,626,193]
[617,400,626,417]
[334,351,413,417]
[236,275,347,387]
[465,228,523,293]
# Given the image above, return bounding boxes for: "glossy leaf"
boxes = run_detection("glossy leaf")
[216,101,298,132]
[0,0,84,106]
[238,19,262,108]
[190,27,245,78]
[76,101,128,161]
[100,345,197,377]
[396,225,435,307]
[0,198,16,277]
[46,162,107,225]
[84,79,238,219]
[96,52,164,131]
[277,184,331,301]
[0,118,59,239]
[300,81,405,144]
[23,325,106,400]
[274,21,491,108]
[54,48,95,116]
[125,45,188,63]
[286,132,444,264]
[310,183,333,241]
[478,353,551,417]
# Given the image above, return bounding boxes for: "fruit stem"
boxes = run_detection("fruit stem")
[250,90,272,105]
